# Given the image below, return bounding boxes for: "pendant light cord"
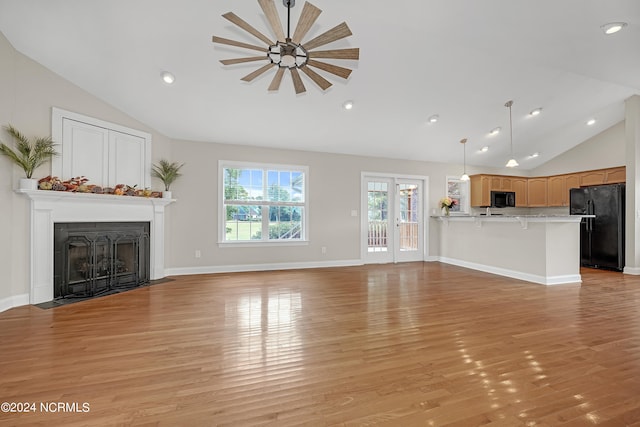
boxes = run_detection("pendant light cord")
[507,100,514,157]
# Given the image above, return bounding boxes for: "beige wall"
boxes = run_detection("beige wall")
[531,122,626,176]
[0,31,171,302]
[165,139,469,270]
[0,31,16,302]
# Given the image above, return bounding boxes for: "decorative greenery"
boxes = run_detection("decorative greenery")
[151,159,184,191]
[0,125,58,179]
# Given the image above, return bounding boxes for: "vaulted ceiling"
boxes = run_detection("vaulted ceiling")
[0,0,638,169]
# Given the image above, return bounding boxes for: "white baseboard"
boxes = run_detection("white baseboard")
[0,293,30,313]
[623,266,640,275]
[165,259,364,277]
[438,257,581,286]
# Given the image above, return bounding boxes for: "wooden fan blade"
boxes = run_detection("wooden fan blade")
[291,2,322,44]
[307,59,352,79]
[222,12,273,46]
[300,65,332,91]
[220,56,268,65]
[212,36,266,53]
[308,48,359,60]
[268,67,286,91]
[290,68,306,94]
[302,22,352,50]
[258,0,285,42]
[241,63,276,82]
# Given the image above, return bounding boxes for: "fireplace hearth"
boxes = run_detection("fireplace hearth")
[54,222,150,299]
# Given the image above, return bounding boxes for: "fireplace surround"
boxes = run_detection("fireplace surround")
[17,189,173,304]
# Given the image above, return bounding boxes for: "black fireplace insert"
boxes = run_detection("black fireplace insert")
[54,222,150,299]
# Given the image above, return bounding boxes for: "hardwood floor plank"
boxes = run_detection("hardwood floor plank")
[1,263,640,425]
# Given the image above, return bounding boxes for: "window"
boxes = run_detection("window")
[220,162,308,244]
[445,176,470,215]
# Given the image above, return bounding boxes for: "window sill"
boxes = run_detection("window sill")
[218,240,310,248]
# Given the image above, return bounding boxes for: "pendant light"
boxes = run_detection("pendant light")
[460,138,470,181]
[505,100,518,168]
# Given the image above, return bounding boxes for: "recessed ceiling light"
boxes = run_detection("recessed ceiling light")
[489,127,501,136]
[529,108,542,117]
[428,114,439,123]
[586,118,597,126]
[480,146,489,153]
[529,152,540,158]
[601,22,627,35]
[161,71,175,84]
[343,100,354,110]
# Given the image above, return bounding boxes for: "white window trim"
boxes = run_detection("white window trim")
[445,175,470,215]
[218,160,309,246]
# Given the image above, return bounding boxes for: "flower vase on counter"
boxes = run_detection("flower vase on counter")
[439,196,456,216]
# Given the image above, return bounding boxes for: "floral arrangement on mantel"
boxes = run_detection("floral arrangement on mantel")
[439,196,457,216]
[36,175,162,198]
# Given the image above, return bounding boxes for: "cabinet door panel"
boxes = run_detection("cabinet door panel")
[547,176,564,207]
[109,131,147,187]
[513,178,528,207]
[581,171,606,186]
[528,178,548,207]
[60,119,109,185]
[605,167,625,184]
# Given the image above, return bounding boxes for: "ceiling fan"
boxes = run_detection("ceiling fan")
[211,0,359,94]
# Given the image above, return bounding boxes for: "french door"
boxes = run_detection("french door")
[362,175,426,263]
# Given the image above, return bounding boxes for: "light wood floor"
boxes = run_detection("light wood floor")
[1,263,640,426]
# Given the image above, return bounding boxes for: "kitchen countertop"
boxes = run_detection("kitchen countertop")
[432,214,594,220]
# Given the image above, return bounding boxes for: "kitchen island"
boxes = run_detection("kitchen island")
[433,215,592,285]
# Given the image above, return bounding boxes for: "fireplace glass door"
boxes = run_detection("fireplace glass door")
[54,222,150,298]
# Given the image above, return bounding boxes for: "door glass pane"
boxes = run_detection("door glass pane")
[368,181,389,252]
[398,183,419,252]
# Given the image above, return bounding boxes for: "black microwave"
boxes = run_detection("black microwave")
[491,191,516,208]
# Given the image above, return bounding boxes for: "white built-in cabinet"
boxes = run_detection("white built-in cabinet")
[51,108,151,188]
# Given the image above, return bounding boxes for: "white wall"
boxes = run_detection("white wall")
[532,122,626,176]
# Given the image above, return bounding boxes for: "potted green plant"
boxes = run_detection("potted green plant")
[151,159,184,198]
[0,124,58,190]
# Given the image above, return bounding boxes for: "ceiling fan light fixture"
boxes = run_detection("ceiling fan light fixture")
[280,54,297,67]
[212,0,359,94]
[160,71,175,84]
[601,22,627,35]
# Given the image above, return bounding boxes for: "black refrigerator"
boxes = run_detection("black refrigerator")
[569,184,625,271]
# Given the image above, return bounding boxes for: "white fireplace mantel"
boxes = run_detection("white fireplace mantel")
[16,189,174,304]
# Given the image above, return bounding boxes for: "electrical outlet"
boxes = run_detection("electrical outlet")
[195,250,201,258]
